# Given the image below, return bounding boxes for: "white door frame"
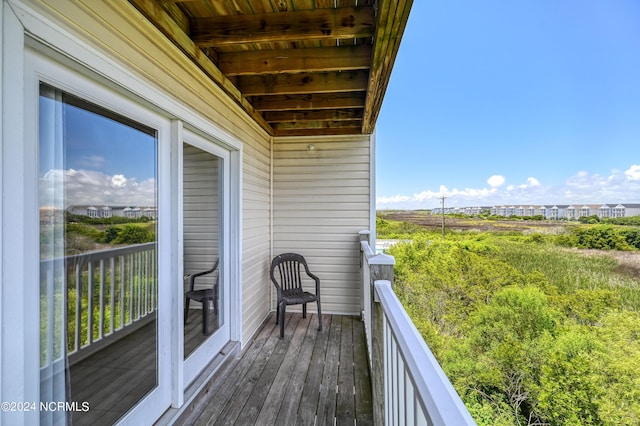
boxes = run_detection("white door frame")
[180,129,232,388]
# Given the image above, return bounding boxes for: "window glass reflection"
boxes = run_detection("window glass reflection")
[39,83,158,425]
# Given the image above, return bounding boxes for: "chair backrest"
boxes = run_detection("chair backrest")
[270,253,308,291]
[187,258,219,292]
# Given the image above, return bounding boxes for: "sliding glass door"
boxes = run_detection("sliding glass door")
[37,76,168,424]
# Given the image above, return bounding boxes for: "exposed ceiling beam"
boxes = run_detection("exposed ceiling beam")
[362,0,413,133]
[273,124,363,137]
[191,6,375,47]
[237,70,368,96]
[272,120,361,130]
[250,93,366,111]
[263,108,363,123]
[219,45,372,76]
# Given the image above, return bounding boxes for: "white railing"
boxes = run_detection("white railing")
[360,232,475,425]
[40,242,158,363]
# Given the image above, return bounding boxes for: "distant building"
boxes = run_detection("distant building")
[67,205,157,219]
[434,203,640,219]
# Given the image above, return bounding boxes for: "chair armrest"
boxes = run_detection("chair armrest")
[185,259,219,290]
[305,271,321,295]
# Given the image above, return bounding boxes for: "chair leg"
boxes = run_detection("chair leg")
[279,302,286,339]
[302,303,307,318]
[184,298,190,325]
[276,299,280,324]
[316,299,322,331]
[203,300,209,335]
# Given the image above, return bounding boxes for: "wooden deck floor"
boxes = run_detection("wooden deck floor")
[69,310,208,426]
[189,313,373,426]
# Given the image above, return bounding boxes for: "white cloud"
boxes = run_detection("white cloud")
[111,174,128,188]
[625,165,640,181]
[377,165,640,210]
[40,169,156,207]
[527,177,540,187]
[487,175,505,188]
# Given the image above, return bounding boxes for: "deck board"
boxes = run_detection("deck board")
[192,313,373,426]
[337,315,356,424]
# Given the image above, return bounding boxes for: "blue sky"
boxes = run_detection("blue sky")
[376,0,640,210]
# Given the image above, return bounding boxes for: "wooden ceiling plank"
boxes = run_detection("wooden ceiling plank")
[250,93,366,111]
[191,6,375,46]
[129,0,273,134]
[263,108,363,122]
[219,45,372,76]
[237,70,369,96]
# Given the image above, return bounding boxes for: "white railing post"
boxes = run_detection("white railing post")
[360,230,395,426]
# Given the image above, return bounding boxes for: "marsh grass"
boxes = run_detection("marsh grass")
[492,240,640,310]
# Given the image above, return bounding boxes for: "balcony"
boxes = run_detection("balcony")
[176,232,474,425]
[43,233,474,424]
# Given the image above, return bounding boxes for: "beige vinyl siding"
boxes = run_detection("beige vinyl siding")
[272,135,371,315]
[28,0,272,345]
[241,139,272,343]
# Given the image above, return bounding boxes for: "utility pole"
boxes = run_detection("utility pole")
[440,196,446,239]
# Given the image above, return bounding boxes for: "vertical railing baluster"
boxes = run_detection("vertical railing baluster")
[119,255,125,330]
[398,342,405,426]
[406,369,415,425]
[87,261,94,345]
[75,263,81,353]
[110,256,115,335]
[144,249,149,313]
[128,253,134,325]
[99,259,105,340]
[136,251,141,320]
[152,247,156,311]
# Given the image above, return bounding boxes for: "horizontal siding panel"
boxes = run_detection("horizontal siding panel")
[275,181,369,191]
[274,194,370,204]
[274,157,370,168]
[273,218,369,227]
[274,201,369,209]
[275,210,367,219]
[274,149,369,162]
[274,163,370,173]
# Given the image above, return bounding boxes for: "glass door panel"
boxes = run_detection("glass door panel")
[183,144,223,357]
[38,83,158,425]
[182,139,231,387]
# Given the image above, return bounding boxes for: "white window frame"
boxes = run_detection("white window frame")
[2,1,243,423]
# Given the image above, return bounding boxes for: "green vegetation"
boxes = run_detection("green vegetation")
[378,214,640,425]
[45,214,157,256]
